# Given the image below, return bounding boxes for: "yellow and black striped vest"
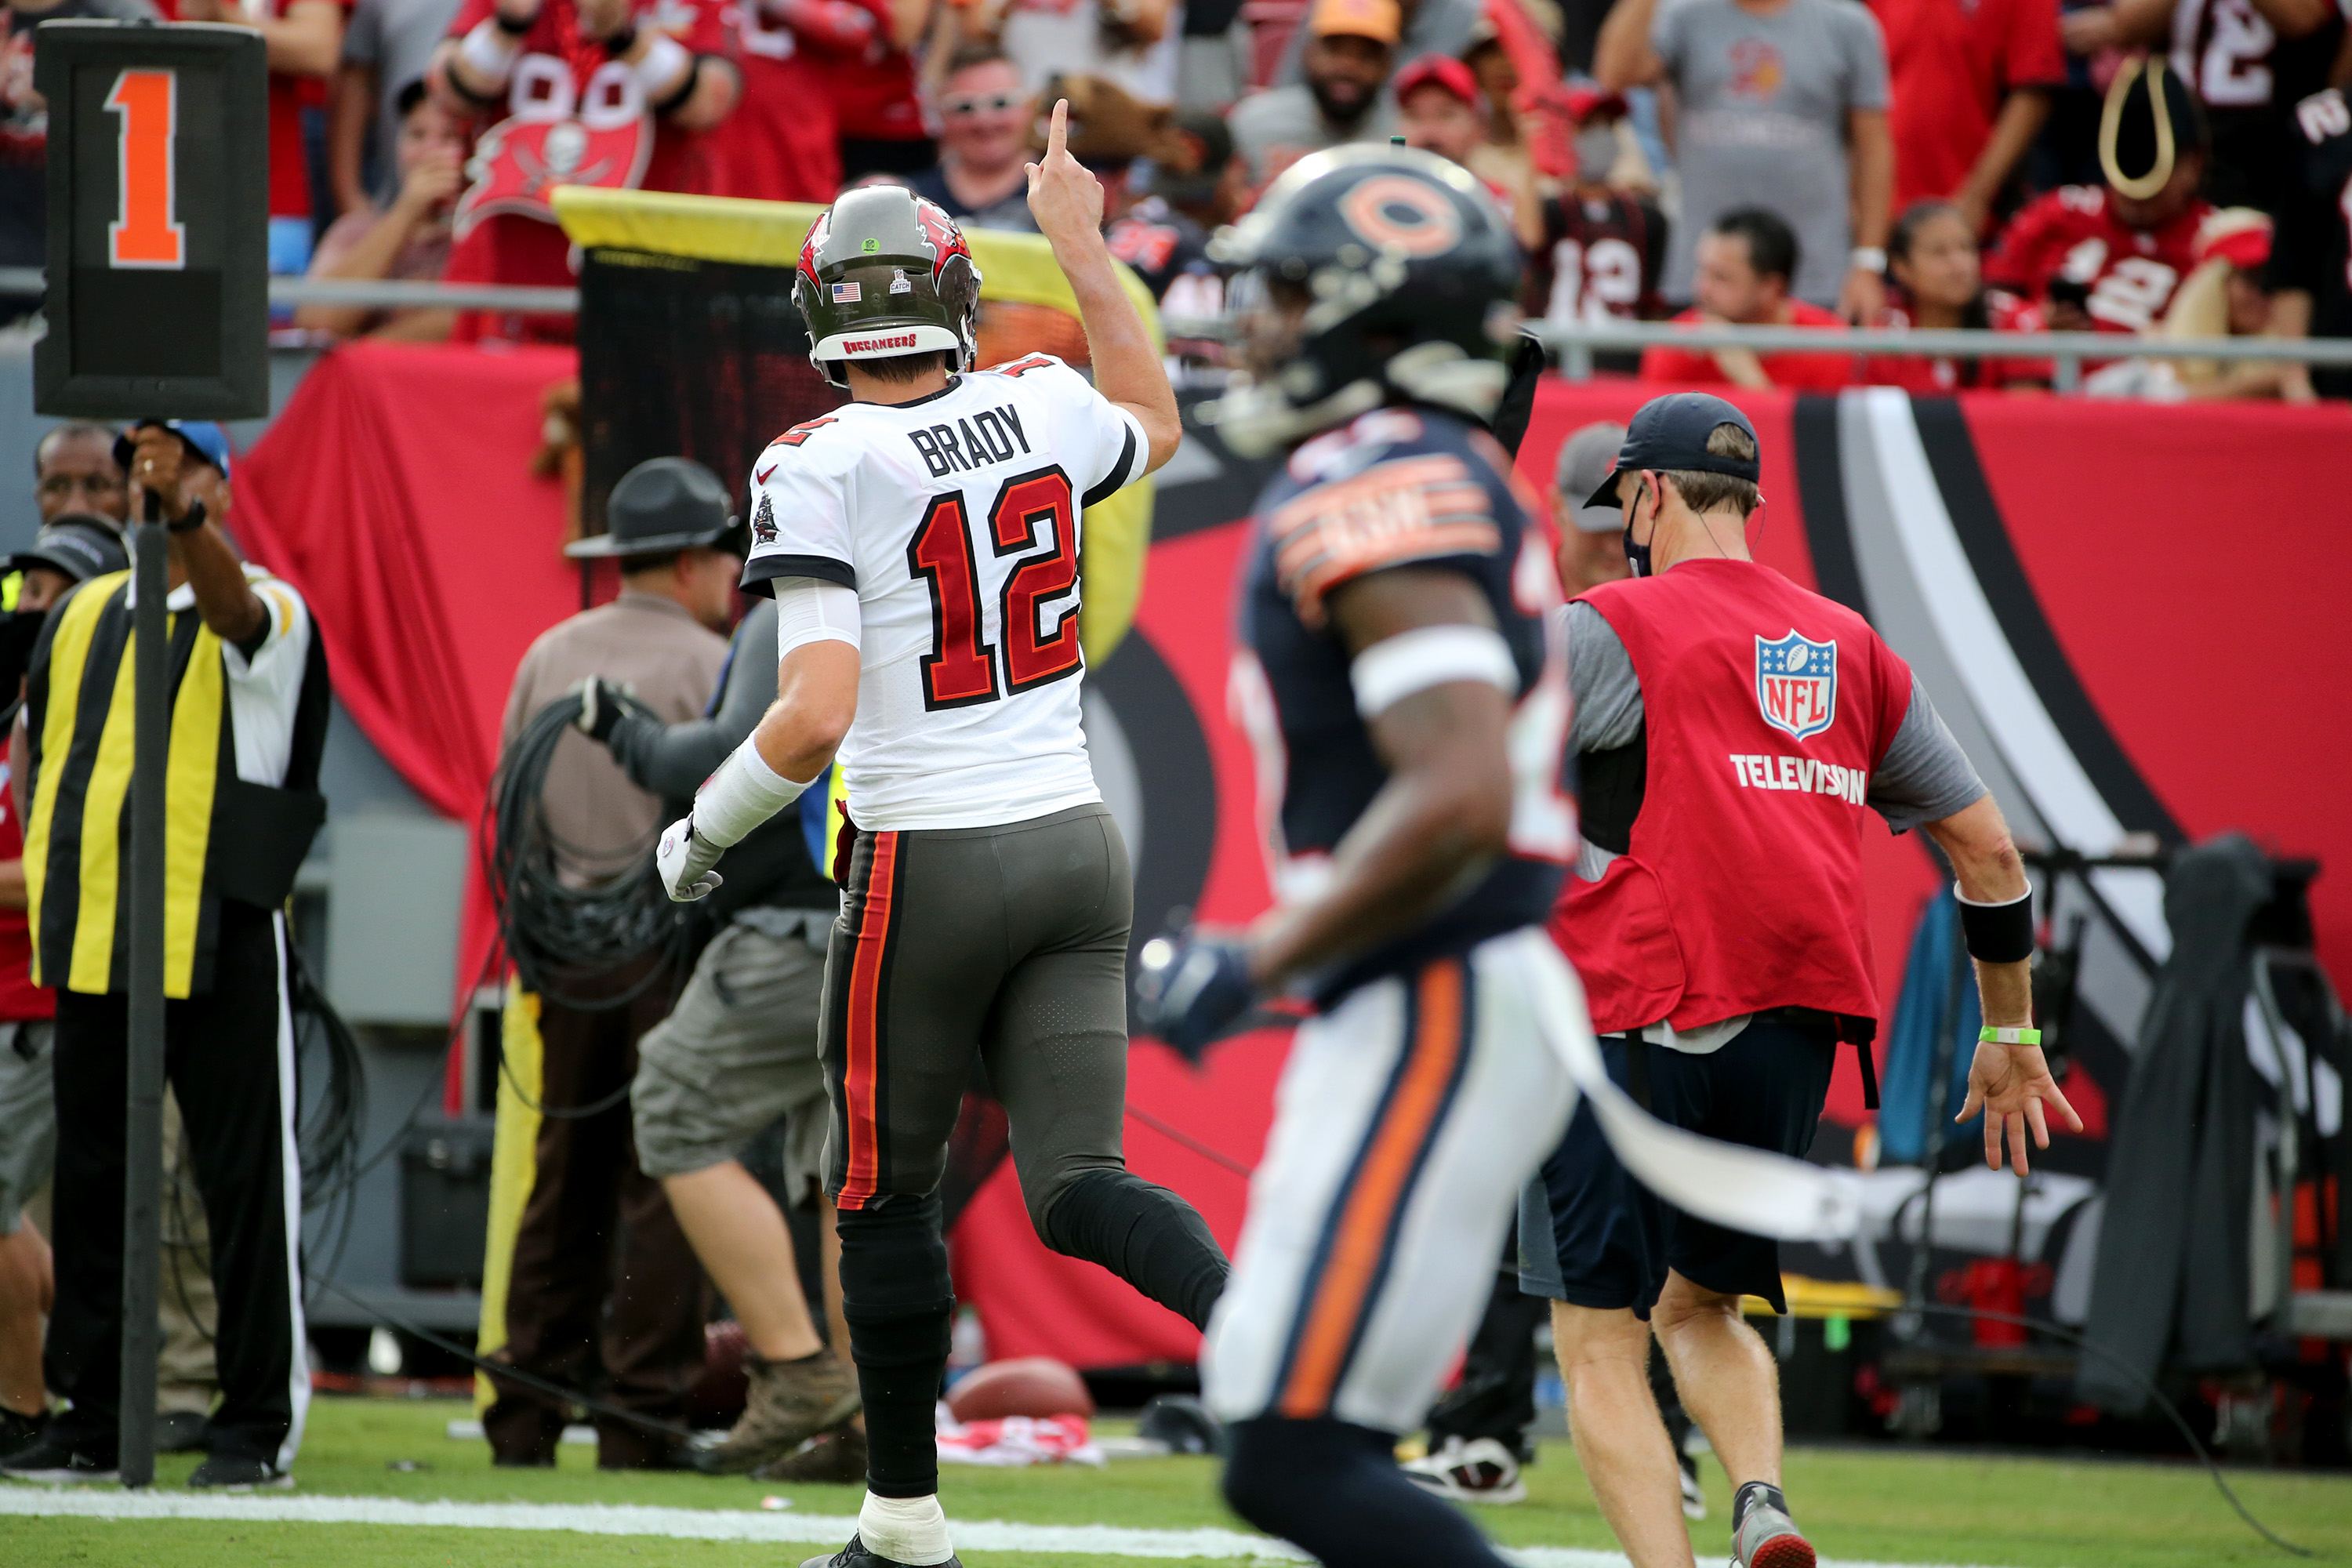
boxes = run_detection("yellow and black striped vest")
[24,570,329,998]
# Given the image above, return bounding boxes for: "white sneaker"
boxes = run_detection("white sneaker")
[1679,1448,1707,1519]
[1400,1436,1527,1505]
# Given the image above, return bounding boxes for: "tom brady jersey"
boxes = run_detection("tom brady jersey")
[741,354,1149,831]
[1232,405,1575,1007]
[1984,183,2211,333]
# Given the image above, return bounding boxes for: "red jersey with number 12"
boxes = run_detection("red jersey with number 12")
[1984,184,2212,334]
[736,354,1150,831]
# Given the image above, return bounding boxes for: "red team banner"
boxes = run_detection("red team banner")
[235,345,2352,1370]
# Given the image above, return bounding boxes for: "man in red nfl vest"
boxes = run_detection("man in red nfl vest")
[1521,393,2079,1568]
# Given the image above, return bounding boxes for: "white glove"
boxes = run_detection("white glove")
[656,815,725,902]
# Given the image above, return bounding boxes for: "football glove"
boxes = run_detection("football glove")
[656,815,725,902]
[571,676,639,745]
[1132,928,1255,1064]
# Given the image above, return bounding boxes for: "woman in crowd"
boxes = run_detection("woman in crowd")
[1856,200,2048,390]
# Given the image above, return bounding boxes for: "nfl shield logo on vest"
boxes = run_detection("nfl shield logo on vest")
[1755,631,1838,741]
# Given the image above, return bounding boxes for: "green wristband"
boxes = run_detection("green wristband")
[1980,1025,2042,1047]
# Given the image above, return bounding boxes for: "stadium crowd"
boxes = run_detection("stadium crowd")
[0,0,2341,393]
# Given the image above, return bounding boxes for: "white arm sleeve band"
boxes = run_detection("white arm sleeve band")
[1349,623,1521,718]
[775,578,862,659]
[694,740,812,848]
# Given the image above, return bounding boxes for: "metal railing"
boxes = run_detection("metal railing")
[0,267,579,315]
[1169,314,2352,394]
[1518,318,2352,394]
[8,265,2348,395]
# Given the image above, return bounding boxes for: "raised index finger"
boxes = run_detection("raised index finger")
[1047,97,1069,161]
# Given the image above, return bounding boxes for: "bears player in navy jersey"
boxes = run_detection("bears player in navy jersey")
[1135,143,1871,1568]
[1128,146,1586,1568]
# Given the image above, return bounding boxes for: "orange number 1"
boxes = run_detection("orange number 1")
[105,69,183,269]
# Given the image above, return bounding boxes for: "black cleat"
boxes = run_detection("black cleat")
[0,1408,46,1465]
[0,1432,118,1483]
[155,1411,210,1454]
[187,1454,293,1490]
[799,1534,963,1568]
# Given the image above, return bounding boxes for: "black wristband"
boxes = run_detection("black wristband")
[1957,887,2034,964]
[164,499,207,535]
[492,7,536,33]
[601,19,638,53]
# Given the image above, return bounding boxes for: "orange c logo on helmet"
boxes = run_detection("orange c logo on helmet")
[1338,175,1463,258]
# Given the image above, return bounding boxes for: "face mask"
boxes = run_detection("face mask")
[1575,125,1620,183]
[1622,477,1655,577]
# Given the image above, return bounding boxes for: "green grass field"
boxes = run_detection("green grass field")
[5,1396,2350,1567]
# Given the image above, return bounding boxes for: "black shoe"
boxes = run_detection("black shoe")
[0,1432,118,1483]
[155,1411,210,1455]
[187,1454,292,1490]
[798,1534,963,1568]
[0,1408,46,1464]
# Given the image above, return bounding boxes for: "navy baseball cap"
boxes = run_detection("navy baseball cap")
[114,419,232,481]
[9,514,129,583]
[1584,392,1760,508]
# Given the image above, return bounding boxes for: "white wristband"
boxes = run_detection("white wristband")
[633,31,693,98]
[457,18,523,85]
[1349,623,1519,718]
[1849,246,1887,272]
[695,739,812,849]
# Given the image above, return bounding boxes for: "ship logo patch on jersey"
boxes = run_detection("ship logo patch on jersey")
[751,491,779,546]
[1268,454,1499,625]
[1755,631,1838,741]
[1337,175,1462,258]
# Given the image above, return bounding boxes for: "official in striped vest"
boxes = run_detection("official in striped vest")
[5,422,328,1490]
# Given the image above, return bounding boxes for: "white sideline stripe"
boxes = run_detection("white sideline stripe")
[0,1484,2016,1568]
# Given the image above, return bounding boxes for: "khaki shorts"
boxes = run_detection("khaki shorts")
[0,1020,56,1235]
[633,920,829,1196]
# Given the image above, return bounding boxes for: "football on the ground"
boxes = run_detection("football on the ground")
[946,1356,1095,1421]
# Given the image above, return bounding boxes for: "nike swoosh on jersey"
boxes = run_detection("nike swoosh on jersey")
[756,463,777,483]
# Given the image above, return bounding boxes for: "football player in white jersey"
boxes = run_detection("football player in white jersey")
[654,104,1226,1568]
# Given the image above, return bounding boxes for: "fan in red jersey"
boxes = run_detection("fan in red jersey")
[716,0,900,203]
[1984,56,2212,340]
[1639,207,1852,391]
[430,0,739,341]
[1857,200,2050,390]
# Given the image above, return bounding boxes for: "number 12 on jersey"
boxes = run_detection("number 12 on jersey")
[908,465,1084,710]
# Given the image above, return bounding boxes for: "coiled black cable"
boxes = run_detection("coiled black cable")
[482,694,698,1119]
